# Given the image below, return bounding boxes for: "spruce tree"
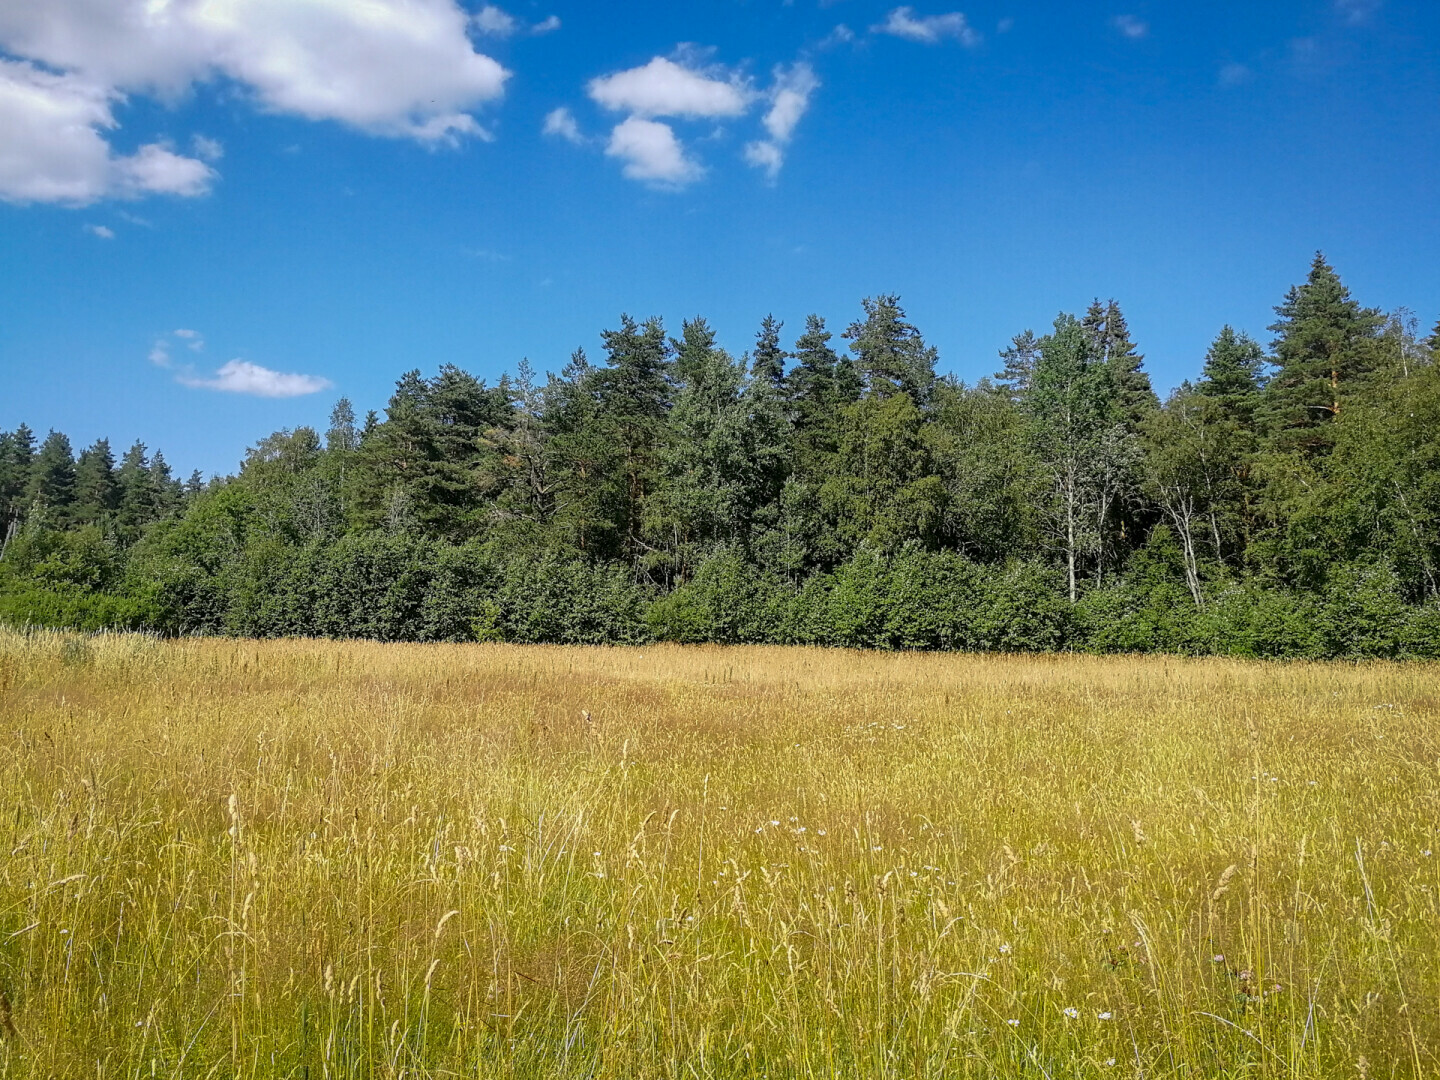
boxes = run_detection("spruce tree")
[1263,252,1384,452]
[116,442,155,532]
[74,438,119,524]
[750,315,787,392]
[1197,326,1266,421]
[28,430,78,516]
[1083,299,1157,427]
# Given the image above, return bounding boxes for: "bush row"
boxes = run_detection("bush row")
[4,528,1439,658]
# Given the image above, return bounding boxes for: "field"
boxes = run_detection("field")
[0,632,1436,1078]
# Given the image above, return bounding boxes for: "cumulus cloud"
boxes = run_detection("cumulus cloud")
[533,16,562,35]
[0,60,216,205]
[745,62,819,181]
[874,7,980,45]
[542,106,584,144]
[588,56,753,119]
[86,223,115,239]
[605,117,702,187]
[1112,15,1149,39]
[0,0,509,203]
[177,359,334,398]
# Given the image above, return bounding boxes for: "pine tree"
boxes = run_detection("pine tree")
[750,315,787,392]
[843,295,938,402]
[28,430,78,516]
[74,438,119,524]
[994,330,1040,402]
[1083,299,1157,427]
[597,316,673,562]
[0,424,36,530]
[1197,326,1266,420]
[1263,252,1384,452]
[1427,317,1440,360]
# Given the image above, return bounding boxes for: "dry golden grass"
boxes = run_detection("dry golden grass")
[0,630,1436,1078]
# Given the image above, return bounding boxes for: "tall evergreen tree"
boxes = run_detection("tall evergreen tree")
[28,430,78,516]
[116,441,155,533]
[1197,326,1266,421]
[597,315,673,563]
[843,295,937,402]
[1262,253,1384,452]
[750,315,787,393]
[74,438,119,524]
[0,424,36,531]
[1082,299,1157,427]
[994,329,1040,403]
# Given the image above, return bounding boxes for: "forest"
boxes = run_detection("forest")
[3,253,1439,658]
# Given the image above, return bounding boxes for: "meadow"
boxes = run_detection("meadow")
[0,630,1435,1078]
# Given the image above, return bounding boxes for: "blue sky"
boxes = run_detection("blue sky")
[2,0,1437,477]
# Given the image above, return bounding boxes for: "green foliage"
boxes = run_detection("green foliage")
[6,268,1440,659]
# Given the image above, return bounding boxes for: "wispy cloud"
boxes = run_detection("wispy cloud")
[1218,62,1251,87]
[745,62,819,181]
[149,330,329,397]
[1334,0,1381,25]
[542,106,584,144]
[473,5,560,37]
[85,223,114,239]
[873,7,980,46]
[1112,15,1148,39]
[177,360,333,398]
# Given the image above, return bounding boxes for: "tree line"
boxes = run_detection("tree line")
[4,253,1440,657]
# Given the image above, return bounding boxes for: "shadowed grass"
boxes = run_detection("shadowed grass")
[0,630,1435,1077]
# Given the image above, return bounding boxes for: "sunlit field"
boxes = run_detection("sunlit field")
[0,631,1436,1078]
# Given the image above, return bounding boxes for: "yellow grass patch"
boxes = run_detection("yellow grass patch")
[0,631,1435,1077]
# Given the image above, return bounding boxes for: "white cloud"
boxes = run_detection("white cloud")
[191,134,224,162]
[86,223,115,239]
[474,6,559,37]
[745,62,819,181]
[1112,15,1149,39]
[874,7,980,46]
[174,328,205,350]
[0,0,509,203]
[0,59,215,205]
[115,142,216,198]
[819,24,856,49]
[605,117,702,187]
[743,140,784,179]
[588,56,753,119]
[177,359,333,398]
[543,106,584,144]
[473,5,518,36]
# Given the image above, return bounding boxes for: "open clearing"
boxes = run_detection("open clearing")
[0,631,1436,1078]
